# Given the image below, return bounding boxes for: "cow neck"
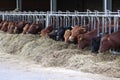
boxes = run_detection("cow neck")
[82,34,91,42]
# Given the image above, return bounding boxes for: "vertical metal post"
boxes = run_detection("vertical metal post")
[46,12,49,27]
[103,0,112,12]
[104,0,107,12]
[50,0,57,12]
[102,17,105,34]
[91,17,93,30]
[16,0,18,10]
[107,0,112,11]
[16,0,22,11]
[2,14,4,21]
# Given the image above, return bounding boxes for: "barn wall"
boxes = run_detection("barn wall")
[57,0,103,12]
[22,0,50,11]
[0,0,119,12]
[113,0,120,11]
[0,0,50,11]
[0,0,16,11]
[84,0,103,11]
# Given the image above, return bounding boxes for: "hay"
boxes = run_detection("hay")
[0,32,120,78]
[68,54,97,69]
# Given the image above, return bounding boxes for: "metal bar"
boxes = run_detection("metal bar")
[50,0,57,12]
[102,17,105,33]
[16,0,22,11]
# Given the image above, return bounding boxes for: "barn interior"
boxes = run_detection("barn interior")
[0,0,120,79]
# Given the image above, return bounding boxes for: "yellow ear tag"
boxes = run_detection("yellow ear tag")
[107,37,110,41]
[80,37,82,40]
[83,29,86,32]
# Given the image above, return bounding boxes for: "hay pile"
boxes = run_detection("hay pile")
[0,31,120,78]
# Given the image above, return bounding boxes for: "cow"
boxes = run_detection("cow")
[48,26,72,41]
[27,23,43,34]
[7,22,12,31]
[15,21,27,34]
[0,21,4,29]
[40,25,53,37]
[77,29,98,49]
[22,23,30,34]
[69,25,88,43]
[91,27,114,53]
[48,30,57,40]
[7,22,16,34]
[99,30,120,53]
[1,21,9,32]
[91,35,102,53]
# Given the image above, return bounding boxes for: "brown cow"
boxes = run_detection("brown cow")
[40,25,53,37]
[22,24,30,34]
[1,21,9,32]
[7,22,16,34]
[7,22,12,31]
[27,23,43,34]
[15,21,27,34]
[0,21,4,29]
[77,29,98,49]
[69,25,88,42]
[99,30,120,53]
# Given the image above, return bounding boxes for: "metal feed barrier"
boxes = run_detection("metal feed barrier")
[0,10,120,54]
[0,11,47,28]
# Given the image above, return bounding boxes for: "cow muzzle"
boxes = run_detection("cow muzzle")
[69,36,74,42]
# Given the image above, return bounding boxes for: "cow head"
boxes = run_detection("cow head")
[22,24,30,34]
[77,27,88,34]
[69,25,87,42]
[77,34,89,49]
[0,21,4,29]
[1,21,9,32]
[69,25,80,42]
[40,29,49,37]
[8,22,16,34]
[15,21,27,33]
[46,25,53,33]
[91,36,101,53]
[99,35,112,53]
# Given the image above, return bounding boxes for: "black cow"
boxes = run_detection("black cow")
[91,28,114,53]
[48,26,72,41]
[91,35,102,53]
[48,30,57,40]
